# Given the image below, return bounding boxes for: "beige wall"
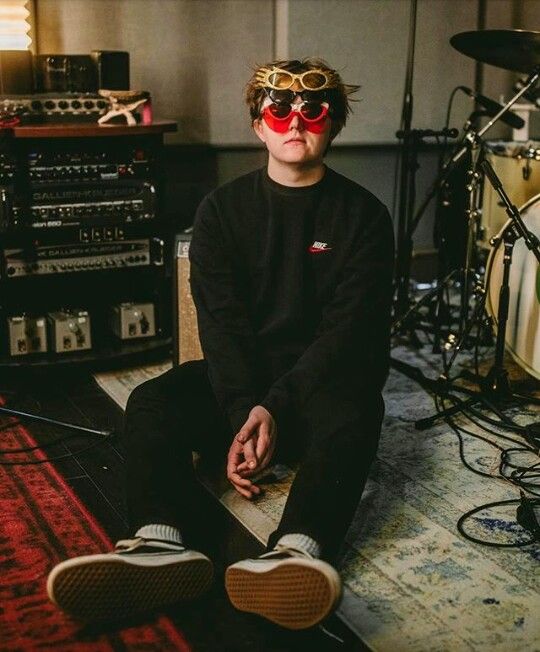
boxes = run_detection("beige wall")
[36,0,274,144]
[35,0,540,145]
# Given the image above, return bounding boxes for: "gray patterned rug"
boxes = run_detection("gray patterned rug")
[94,346,540,652]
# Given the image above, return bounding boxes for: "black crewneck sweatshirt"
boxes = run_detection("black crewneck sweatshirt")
[189,166,394,435]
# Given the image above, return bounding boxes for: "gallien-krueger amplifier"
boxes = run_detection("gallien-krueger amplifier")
[2,237,159,279]
[11,181,156,230]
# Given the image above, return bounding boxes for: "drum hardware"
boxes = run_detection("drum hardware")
[415,159,540,431]
[393,126,460,339]
[393,31,540,359]
[392,29,540,434]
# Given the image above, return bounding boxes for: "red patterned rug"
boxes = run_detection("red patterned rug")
[0,407,191,651]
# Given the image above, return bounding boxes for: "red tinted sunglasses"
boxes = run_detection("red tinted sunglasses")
[261,102,329,133]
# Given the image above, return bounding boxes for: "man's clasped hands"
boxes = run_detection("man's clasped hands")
[226,405,277,499]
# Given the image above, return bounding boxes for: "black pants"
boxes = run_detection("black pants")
[125,359,384,563]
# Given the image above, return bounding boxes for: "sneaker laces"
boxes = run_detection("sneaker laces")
[258,542,316,560]
[114,537,187,553]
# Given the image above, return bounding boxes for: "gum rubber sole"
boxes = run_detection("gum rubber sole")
[47,555,213,621]
[225,561,341,630]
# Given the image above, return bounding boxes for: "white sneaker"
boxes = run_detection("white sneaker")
[225,544,342,630]
[47,537,213,621]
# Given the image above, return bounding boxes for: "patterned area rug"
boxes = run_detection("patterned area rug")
[0,403,191,651]
[94,348,540,652]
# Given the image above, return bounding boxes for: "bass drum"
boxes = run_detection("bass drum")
[485,194,540,380]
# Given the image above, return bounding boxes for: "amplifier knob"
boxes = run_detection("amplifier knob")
[44,100,55,110]
[7,266,15,276]
[31,100,42,110]
[71,100,82,109]
[59,100,68,110]
[83,100,94,110]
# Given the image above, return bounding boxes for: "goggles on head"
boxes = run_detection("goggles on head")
[255,66,339,91]
[260,99,330,134]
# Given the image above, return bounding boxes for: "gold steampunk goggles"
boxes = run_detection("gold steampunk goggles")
[254,66,340,92]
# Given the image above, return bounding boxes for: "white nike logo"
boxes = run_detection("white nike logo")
[308,241,332,253]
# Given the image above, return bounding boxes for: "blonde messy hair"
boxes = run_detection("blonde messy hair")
[245,57,360,139]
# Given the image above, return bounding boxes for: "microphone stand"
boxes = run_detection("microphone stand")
[393,0,418,320]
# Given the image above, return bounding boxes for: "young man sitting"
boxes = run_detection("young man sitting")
[46,58,394,631]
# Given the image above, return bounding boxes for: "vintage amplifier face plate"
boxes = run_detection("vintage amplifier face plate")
[11,181,155,229]
[3,238,151,278]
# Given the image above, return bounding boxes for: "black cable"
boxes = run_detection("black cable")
[436,394,505,479]
[444,86,461,135]
[439,394,537,487]
[434,391,539,547]
[455,401,529,443]
[456,499,535,547]
[439,392,528,447]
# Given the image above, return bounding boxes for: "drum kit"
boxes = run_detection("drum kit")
[392,29,540,431]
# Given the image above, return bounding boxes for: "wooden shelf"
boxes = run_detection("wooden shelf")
[11,120,177,138]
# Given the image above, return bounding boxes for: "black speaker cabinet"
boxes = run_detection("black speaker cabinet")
[91,50,130,90]
[174,231,202,366]
[0,50,33,94]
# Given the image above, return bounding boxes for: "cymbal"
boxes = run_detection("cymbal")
[450,29,540,73]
